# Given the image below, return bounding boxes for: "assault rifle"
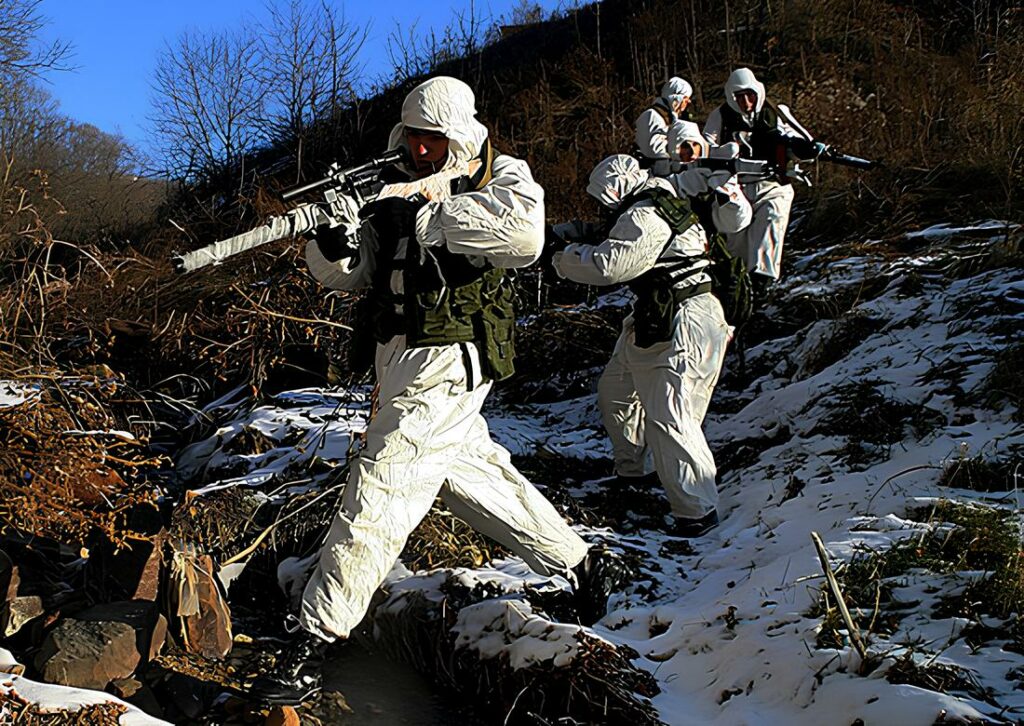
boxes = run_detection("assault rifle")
[172,148,408,274]
[690,143,877,178]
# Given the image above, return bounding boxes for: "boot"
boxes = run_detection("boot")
[247,630,329,705]
[572,545,632,626]
[670,509,719,538]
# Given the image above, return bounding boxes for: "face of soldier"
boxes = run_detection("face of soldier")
[673,96,691,116]
[406,128,450,174]
[677,140,703,163]
[734,89,757,114]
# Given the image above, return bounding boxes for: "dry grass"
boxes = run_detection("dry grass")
[0,692,128,725]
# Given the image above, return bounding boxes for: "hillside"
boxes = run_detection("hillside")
[0,0,1022,722]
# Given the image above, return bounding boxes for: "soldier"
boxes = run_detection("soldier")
[550,154,750,539]
[704,68,816,295]
[635,77,695,175]
[248,76,626,706]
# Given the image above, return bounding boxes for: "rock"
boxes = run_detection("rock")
[74,600,167,665]
[86,527,166,602]
[0,550,19,602]
[1,595,43,637]
[168,542,232,659]
[110,676,143,698]
[35,618,140,689]
[266,706,301,726]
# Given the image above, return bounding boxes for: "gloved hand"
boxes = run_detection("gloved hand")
[314,224,359,262]
[359,193,429,243]
[787,136,828,161]
[539,224,571,268]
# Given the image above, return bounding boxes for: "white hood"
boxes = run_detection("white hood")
[667,120,709,160]
[660,76,693,106]
[387,76,489,171]
[724,67,766,117]
[586,154,649,209]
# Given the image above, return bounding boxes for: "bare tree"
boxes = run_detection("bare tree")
[0,0,72,81]
[382,1,492,86]
[150,28,267,180]
[257,0,367,166]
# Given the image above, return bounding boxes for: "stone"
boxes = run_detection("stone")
[73,600,167,666]
[265,706,301,726]
[85,528,166,603]
[110,676,143,699]
[1,595,43,638]
[0,550,19,603]
[35,618,140,689]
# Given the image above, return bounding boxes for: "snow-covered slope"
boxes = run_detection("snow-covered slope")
[175,221,1022,724]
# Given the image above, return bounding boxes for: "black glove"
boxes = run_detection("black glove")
[359,194,429,243]
[786,136,828,161]
[315,224,359,262]
[539,224,571,268]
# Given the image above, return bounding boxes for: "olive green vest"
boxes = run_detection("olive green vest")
[365,140,517,381]
[621,186,708,347]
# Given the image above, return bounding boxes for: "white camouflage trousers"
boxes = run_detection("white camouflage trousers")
[300,335,589,640]
[726,179,794,280]
[597,293,730,519]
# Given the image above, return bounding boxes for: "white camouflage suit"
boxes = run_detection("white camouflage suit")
[553,155,750,520]
[635,77,692,176]
[704,68,802,281]
[300,77,588,641]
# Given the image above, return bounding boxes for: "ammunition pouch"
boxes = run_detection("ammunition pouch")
[631,280,712,348]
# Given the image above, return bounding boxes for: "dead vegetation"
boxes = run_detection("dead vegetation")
[0,692,129,725]
[368,578,664,726]
[812,500,1023,655]
[939,454,1023,493]
[984,342,1024,421]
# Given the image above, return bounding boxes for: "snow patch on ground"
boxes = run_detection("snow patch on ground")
[0,381,40,409]
[0,675,172,725]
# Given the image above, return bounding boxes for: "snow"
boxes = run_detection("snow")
[0,675,172,725]
[0,381,39,409]
[166,223,1022,723]
[906,221,1018,239]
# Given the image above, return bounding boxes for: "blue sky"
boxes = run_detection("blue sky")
[37,0,555,154]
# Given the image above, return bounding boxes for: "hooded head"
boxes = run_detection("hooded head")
[660,76,693,111]
[387,76,489,172]
[724,67,766,117]
[586,154,649,209]
[667,120,709,161]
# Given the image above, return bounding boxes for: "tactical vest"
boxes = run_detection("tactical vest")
[716,100,786,164]
[363,139,517,381]
[620,187,711,347]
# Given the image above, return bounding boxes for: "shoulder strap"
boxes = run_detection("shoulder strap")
[651,103,673,127]
[470,138,496,191]
[624,186,698,235]
[759,100,780,131]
